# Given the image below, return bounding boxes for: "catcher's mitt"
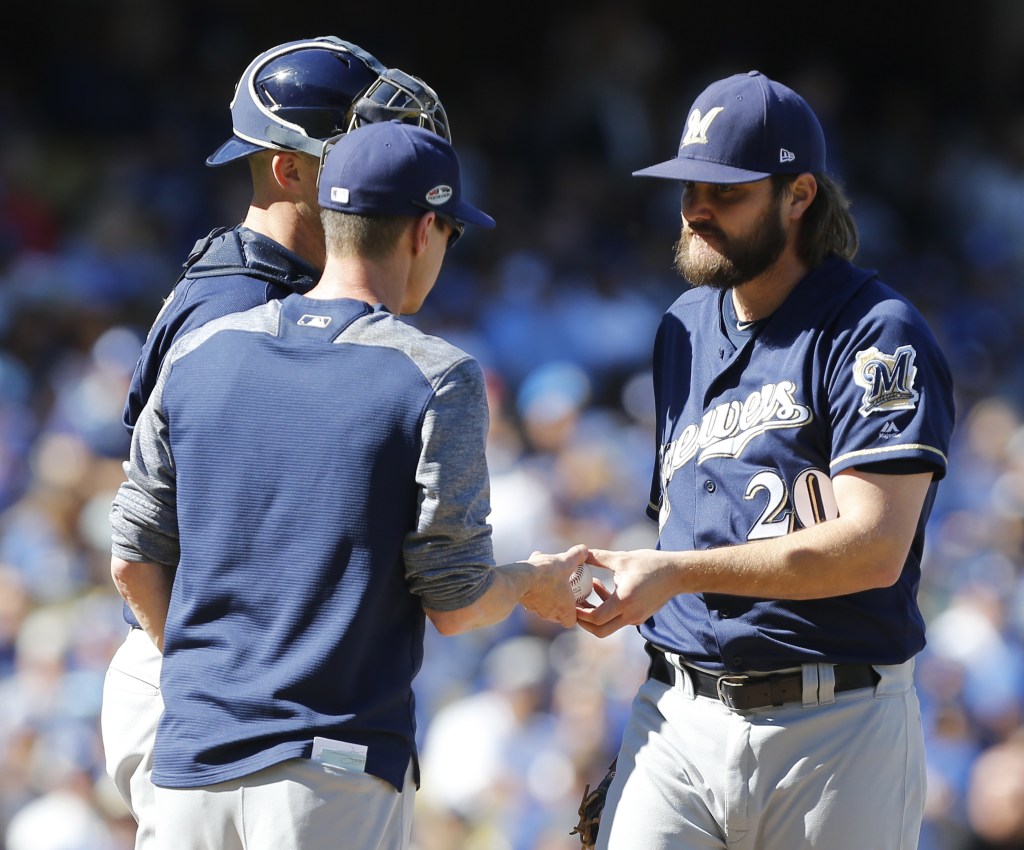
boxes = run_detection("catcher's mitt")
[570,757,617,849]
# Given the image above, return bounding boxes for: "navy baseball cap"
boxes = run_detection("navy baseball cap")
[207,36,385,167]
[318,120,496,229]
[633,70,826,184]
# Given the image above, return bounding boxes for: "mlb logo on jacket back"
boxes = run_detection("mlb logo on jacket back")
[297,314,332,328]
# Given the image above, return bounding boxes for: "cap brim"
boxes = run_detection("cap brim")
[452,201,496,229]
[206,136,265,167]
[632,157,770,184]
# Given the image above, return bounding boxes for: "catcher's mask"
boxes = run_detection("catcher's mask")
[315,69,453,189]
[347,67,451,143]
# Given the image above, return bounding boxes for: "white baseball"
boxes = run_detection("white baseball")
[569,563,594,603]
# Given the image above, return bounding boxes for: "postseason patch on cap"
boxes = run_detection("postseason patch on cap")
[426,185,452,206]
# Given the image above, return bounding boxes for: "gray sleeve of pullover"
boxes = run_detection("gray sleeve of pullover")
[403,355,498,611]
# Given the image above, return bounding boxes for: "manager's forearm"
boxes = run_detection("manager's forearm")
[425,544,588,634]
[110,556,175,652]
[424,561,537,635]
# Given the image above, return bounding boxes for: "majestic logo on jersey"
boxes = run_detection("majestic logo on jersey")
[853,345,919,416]
[681,107,725,148]
[297,314,332,328]
[660,381,813,483]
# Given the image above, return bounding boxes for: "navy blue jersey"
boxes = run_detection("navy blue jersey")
[643,257,955,671]
[118,226,317,629]
[109,295,496,792]
[122,226,318,432]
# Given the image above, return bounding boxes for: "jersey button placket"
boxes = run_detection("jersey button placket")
[704,480,716,493]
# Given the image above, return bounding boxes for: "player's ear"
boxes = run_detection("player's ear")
[269,151,305,191]
[410,212,434,256]
[786,173,818,221]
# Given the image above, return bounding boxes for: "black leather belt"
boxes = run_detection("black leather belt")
[646,645,880,711]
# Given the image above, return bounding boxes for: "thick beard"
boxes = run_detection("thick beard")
[674,200,787,290]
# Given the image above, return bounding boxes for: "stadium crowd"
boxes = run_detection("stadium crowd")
[2,4,1024,848]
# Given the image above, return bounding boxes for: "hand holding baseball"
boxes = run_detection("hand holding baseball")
[569,563,594,603]
[574,548,672,638]
[520,544,590,627]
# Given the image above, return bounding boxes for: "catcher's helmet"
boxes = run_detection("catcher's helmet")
[347,68,451,143]
[206,36,385,167]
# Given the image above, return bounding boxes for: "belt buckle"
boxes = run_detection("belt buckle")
[715,673,750,708]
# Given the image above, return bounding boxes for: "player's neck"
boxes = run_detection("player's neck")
[731,252,809,323]
[243,204,327,272]
[308,254,410,314]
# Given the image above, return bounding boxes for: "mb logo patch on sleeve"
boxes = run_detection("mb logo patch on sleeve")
[853,345,919,416]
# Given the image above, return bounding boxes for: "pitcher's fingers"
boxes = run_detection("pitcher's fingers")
[585,548,618,571]
[575,616,624,639]
[575,596,621,627]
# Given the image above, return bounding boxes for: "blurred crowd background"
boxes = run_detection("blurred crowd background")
[3,2,1024,848]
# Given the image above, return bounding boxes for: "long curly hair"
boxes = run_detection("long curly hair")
[773,172,859,266]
